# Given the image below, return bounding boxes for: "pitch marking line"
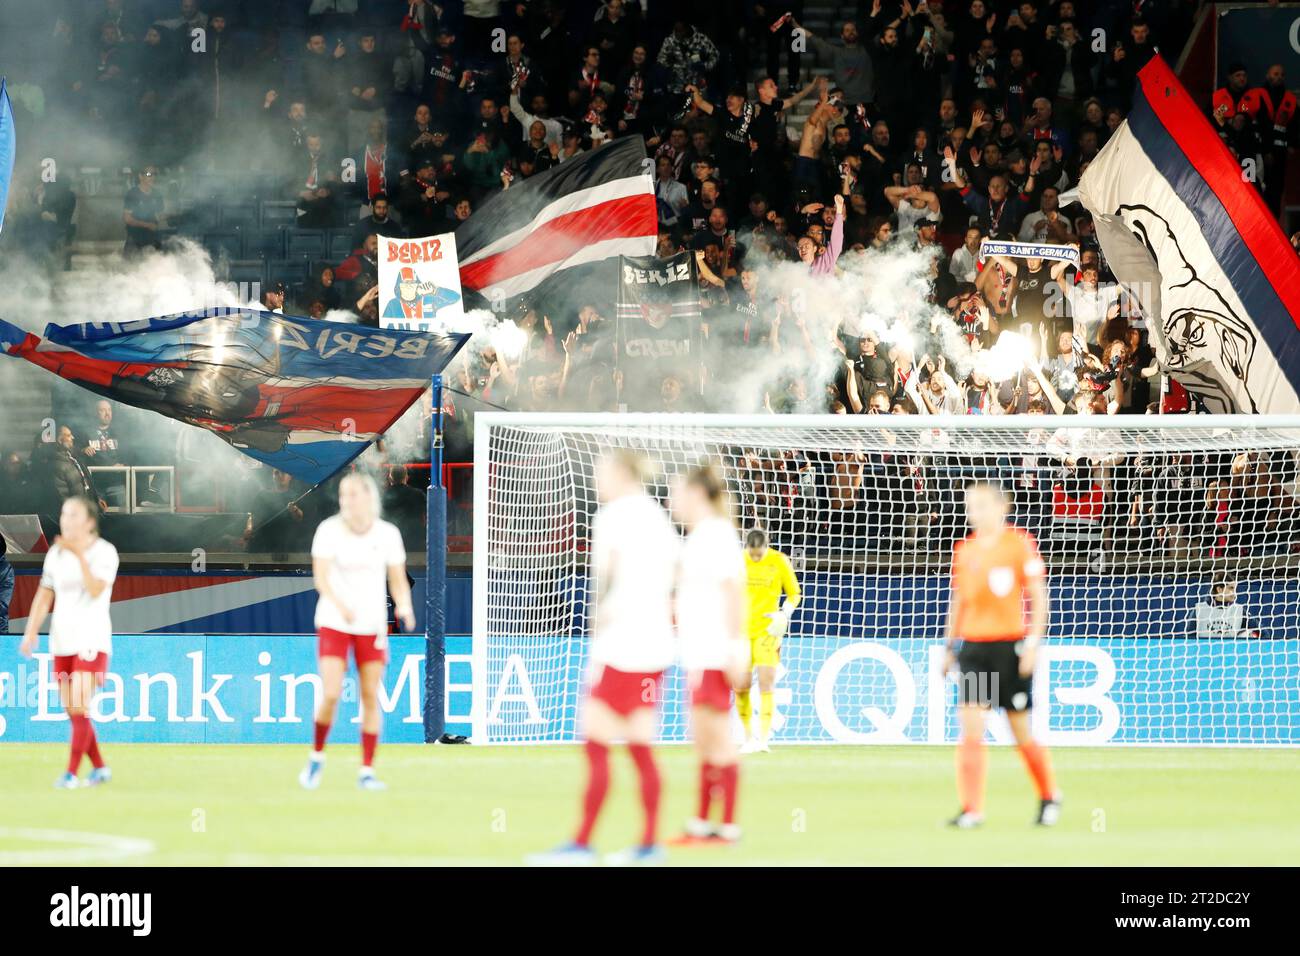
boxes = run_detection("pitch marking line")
[0,827,156,865]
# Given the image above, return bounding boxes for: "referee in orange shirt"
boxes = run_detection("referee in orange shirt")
[943,481,1061,828]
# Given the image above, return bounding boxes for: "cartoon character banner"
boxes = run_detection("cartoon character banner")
[1077,55,1300,415]
[379,232,465,332]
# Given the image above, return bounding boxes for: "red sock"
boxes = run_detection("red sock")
[574,741,610,847]
[719,762,740,825]
[626,744,661,847]
[85,722,105,770]
[956,737,987,815]
[361,732,378,768]
[697,761,717,820]
[313,720,331,753]
[1017,741,1057,800]
[67,714,90,775]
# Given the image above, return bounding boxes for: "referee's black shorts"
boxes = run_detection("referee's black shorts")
[955,639,1033,712]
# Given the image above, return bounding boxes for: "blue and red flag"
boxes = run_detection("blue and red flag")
[1077,55,1300,414]
[0,309,470,485]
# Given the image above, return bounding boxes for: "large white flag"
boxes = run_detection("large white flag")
[1076,56,1300,414]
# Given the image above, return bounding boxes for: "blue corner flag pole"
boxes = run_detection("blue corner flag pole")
[423,373,447,743]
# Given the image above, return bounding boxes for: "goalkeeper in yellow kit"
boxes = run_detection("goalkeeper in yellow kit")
[736,528,800,753]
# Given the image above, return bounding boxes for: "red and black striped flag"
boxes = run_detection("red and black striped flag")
[456,136,657,300]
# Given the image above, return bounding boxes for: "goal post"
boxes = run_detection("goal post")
[471,412,1300,747]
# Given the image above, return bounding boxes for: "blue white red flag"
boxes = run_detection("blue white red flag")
[0,309,469,485]
[455,136,656,300]
[1077,55,1300,414]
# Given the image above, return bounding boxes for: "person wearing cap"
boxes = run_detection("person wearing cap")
[262,282,286,315]
[914,216,942,256]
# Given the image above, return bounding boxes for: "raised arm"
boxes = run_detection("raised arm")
[684,84,714,114]
[782,75,821,109]
[826,194,845,262]
[942,145,967,190]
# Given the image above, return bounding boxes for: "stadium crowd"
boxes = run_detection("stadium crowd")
[0,0,1298,558]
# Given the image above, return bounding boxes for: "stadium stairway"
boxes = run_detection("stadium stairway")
[746,3,854,142]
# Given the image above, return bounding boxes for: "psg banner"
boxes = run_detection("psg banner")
[456,136,656,300]
[1077,55,1300,414]
[0,309,470,485]
[615,252,702,365]
[378,232,465,332]
[977,239,1079,264]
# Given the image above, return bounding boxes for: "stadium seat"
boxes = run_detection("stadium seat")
[328,229,355,261]
[286,229,326,261]
[225,260,267,286]
[202,231,243,263]
[219,201,260,231]
[172,204,219,236]
[268,259,311,287]
[190,172,236,201]
[243,228,286,261]
[261,201,299,229]
[246,173,282,203]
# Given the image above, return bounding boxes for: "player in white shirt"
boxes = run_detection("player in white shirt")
[20,496,119,789]
[300,473,415,792]
[671,464,748,844]
[529,451,678,867]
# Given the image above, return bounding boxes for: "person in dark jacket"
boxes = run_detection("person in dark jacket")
[46,426,102,509]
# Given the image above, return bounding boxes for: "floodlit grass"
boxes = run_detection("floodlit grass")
[1,744,1296,865]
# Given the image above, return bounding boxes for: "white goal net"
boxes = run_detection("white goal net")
[471,413,1300,746]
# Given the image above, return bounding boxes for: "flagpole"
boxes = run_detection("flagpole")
[423,373,447,743]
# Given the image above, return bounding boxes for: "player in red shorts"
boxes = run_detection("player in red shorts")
[300,473,415,791]
[20,496,119,789]
[528,451,678,866]
[671,464,748,844]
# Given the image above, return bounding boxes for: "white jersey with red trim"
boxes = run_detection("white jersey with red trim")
[589,493,678,673]
[676,516,747,671]
[40,538,119,658]
[311,515,407,636]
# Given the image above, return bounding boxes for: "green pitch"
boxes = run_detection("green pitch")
[1,744,1296,865]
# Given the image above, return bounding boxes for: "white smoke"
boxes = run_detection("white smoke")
[0,237,256,335]
[712,238,982,413]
